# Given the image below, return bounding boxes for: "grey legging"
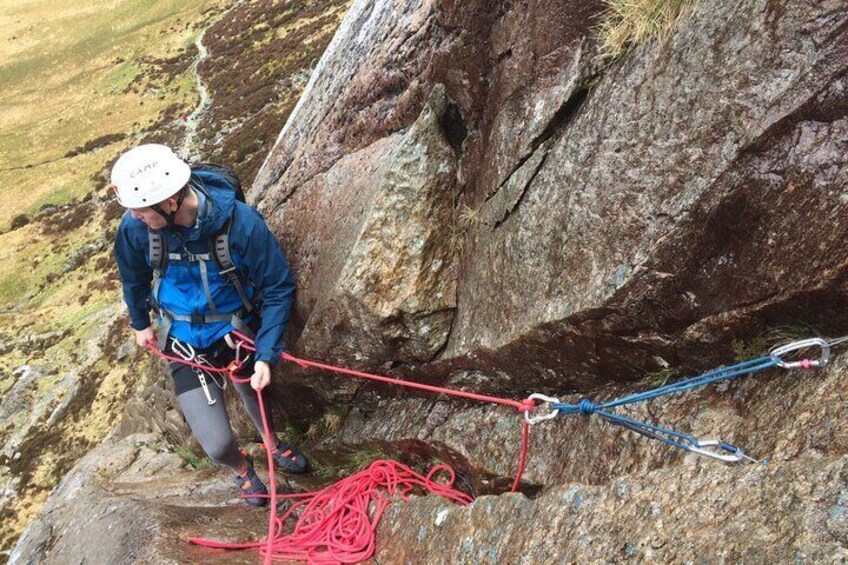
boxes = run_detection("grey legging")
[177,378,277,470]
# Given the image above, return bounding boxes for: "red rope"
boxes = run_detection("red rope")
[144,336,537,563]
[189,460,473,563]
[232,331,535,413]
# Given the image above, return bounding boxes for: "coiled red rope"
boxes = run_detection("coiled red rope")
[189,459,473,563]
[145,336,536,564]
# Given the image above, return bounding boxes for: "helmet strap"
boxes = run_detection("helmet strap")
[151,189,187,228]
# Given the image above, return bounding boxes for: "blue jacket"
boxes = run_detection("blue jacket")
[113,170,295,366]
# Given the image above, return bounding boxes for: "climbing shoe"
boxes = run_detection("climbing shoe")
[268,440,309,474]
[233,454,268,507]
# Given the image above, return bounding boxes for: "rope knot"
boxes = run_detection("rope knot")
[578,398,597,416]
[226,360,243,377]
[518,398,536,413]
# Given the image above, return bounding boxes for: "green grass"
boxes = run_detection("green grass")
[314,444,394,480]
[305,405,350,440]
[637,367,684,389]
[0,375,13,397]
[100,62,144,95]
[175,446,213,469]
[0,0,220,168]
[0,229,63,307]
[0,1,197,85]
[595,0,699,62]
[731,324,821,362]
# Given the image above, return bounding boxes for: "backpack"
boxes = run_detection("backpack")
[192,163,246,203]
[147,164,256,344]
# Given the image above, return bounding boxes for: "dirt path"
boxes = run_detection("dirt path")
[178,26,213,161]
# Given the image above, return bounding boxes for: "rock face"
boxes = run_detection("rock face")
[9,433,270,565]
[375,455,848,563]
[12,0,848,562]
[254,0,848,397]
[295,85,458,367]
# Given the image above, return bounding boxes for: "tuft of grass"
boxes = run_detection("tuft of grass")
[30,453,61,490]
[175,446,213,470]
[637,367,684,388]
[305,405,349,441]
[447,204,484,258]
[457,205,481,229]
[347,445,392,472]
[595,0,699,63]
[731,324,821,362]
[313,444,394,480]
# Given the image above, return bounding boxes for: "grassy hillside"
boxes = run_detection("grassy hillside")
[0,0,227,556]
[0,0,349,557]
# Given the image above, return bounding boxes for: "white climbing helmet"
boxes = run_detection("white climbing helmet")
[111,144,191,208]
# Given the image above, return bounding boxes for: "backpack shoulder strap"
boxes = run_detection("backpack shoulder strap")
[148,230,166,274]
[148,230,168,317]
[212,216,254,313]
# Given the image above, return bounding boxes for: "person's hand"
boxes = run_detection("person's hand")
[251,361,272,390]
[134,327,157,348]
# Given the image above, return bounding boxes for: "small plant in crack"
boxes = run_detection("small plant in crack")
[305,405,350,441]
[594,0,700,63]
[313,444,395,481]
[731,324,821,362]
[457,205,482,229]
[175,446,213,469]
[637,367,684,388]
[448,204,486,257]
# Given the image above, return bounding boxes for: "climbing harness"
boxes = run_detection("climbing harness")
[168,337,227,405]
[143,333,840,564]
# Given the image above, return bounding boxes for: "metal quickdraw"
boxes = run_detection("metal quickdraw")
[770,337,830,369]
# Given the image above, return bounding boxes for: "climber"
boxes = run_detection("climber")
[111,144,308,507]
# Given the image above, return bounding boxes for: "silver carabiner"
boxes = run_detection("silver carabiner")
[687,439,760,464]
[523,393,561,425]
[770,337,830,369]
[170,337,196,362]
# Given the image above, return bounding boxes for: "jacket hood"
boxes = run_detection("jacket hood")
[155,172,235,242]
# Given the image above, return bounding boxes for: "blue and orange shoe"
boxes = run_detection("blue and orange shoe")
[233,453,268,507]
[265,440,309,474]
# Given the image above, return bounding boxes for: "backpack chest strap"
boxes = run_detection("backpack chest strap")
[167,252,213,262]
[148,217,255,327]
